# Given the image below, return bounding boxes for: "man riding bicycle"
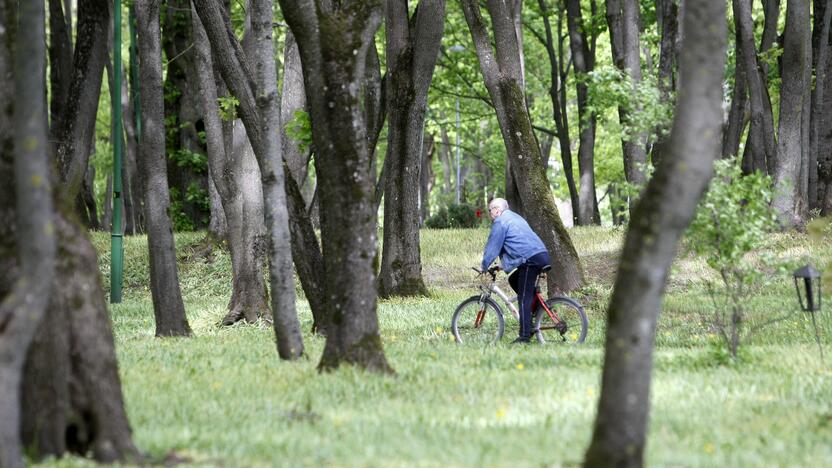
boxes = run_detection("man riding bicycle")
[481,198,550,344]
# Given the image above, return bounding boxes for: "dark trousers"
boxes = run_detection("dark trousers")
[508,252,550,339]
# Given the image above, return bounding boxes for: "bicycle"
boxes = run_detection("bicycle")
[451,265,588,345]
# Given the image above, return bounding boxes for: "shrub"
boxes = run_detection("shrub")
[425,204,480,229]
[686,158,780,360]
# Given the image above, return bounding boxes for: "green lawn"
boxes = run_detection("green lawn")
[42,228,832,466]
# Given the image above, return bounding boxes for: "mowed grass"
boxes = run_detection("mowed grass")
[41,227,832,467]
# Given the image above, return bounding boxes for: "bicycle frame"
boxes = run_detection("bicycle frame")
[478,277,563,326]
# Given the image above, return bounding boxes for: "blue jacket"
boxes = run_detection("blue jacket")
[481,210,548,273]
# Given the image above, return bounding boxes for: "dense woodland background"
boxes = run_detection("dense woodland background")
[0,0,831,466]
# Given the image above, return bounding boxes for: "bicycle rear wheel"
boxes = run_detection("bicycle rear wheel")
[451,295,505,344]
[534,296,588,345]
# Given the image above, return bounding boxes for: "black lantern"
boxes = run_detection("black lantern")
[793,264,822,312]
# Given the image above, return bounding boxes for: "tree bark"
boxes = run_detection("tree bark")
[192,0,303,358]
[136,0,192,337]
[649,0,678,167]
[584,1,726,464]
[538,0,579,225]
[810,0,832,210]
[565,0,600,224]
[461,0,585,292]
[281,30,310,190]
[190,9,270,325]
[0,2,57,465]
[733,0,778,175]
[723,42,749,162]
[378,0,444,298]
[56,0,109,201]
[772,0,811,227]
[48,0,74,140]
[277,0,393,372]
[606,0,648,216]
[420,133,435,224]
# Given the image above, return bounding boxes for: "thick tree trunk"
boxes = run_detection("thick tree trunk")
[606,0,648,216]
[192,0,303,358]
[190,9,270,325]
[277,0,393,372]
[462,0,585,292]
[378,0,444,298]
[21,212,140,462]
[583,1,726,464]
[733,0,778,175]
[772,0,811,227]
[136,0,191,337]
[566,0,600,225]
[281,30,310,190]
[56,0,109,201]
[0,2,56,465]
[821,20,832,214]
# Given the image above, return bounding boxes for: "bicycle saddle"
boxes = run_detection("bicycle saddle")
[541,265,551,273]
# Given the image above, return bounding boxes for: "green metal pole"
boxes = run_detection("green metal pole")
[110,0,124,303]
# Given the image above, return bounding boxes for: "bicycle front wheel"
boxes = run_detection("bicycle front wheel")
[534,296,588,345]
[451,295,505,344]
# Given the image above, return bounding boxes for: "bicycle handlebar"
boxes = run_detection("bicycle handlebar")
[472,265,501,280]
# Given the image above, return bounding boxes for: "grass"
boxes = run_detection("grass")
[41,227,832,467]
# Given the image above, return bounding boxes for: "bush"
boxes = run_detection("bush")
[425,204,480,229]
[686,158,780,360]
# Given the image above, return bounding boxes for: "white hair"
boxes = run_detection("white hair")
[489,198,509,211]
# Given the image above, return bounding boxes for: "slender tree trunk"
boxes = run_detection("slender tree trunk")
[584,1,727,464]
[538,0,579,225]
[724,46,749,162]
[820,15,832,214]
[439,123,452,194]
[136,0,191,337]
[606,0,648,216]
[281,30,309,191]
[733,0,778,175]
[650,0,678,167]
[48,0,74,139]
[810,0,832,210]
[462,0,584,292]
[56,0,109,201]
[773,0,811,227]
[191,9,270,325]
[277,0,393,372]
[192,0,303,358]
[379,0,444,298]
[565,0,600,224]
[0,2,56,465]
[420,133,435,224]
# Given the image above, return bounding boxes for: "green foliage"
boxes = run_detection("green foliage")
[585,65,674,144]
[170,148,208,173]
[168,187,197,232]
[217,96,239,122]
[285,109,313,153]
[425,203,480,229]
[185,182,210,215]
[686,158,781,359]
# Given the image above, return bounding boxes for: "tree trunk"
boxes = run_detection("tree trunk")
[56,0,109,201]
[190,9,270,325]
[378,0,444,298]
[0,2,57,464]
[565,0,600,225]
[583,1,726,464]
[439,123,452,194]
[723,44,749,162]
[538,0,579,225]
[192,0,303,358]
[136,0,191,337]
[277,0,393,372]
[462,0,585,292]
[281,30,310,190]
[772,0,811,227]
[649,0,678,167]
[21,212,141,462]
[820,16,832,215]
[810,0,832,210]
[126,6,145,234]
[733,0,778,175]
[420,133,435,224]
[606,0,648,216]
[48,0,74,140]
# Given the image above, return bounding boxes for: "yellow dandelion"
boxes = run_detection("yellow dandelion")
[435,326,443,334]
[703,443,715,454]
[496,408,506,419]
[587,387,595,397]
[516,363,524,370]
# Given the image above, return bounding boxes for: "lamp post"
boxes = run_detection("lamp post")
[110,0,124,303]
[448,44,465,205]
[793,264,824,361]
